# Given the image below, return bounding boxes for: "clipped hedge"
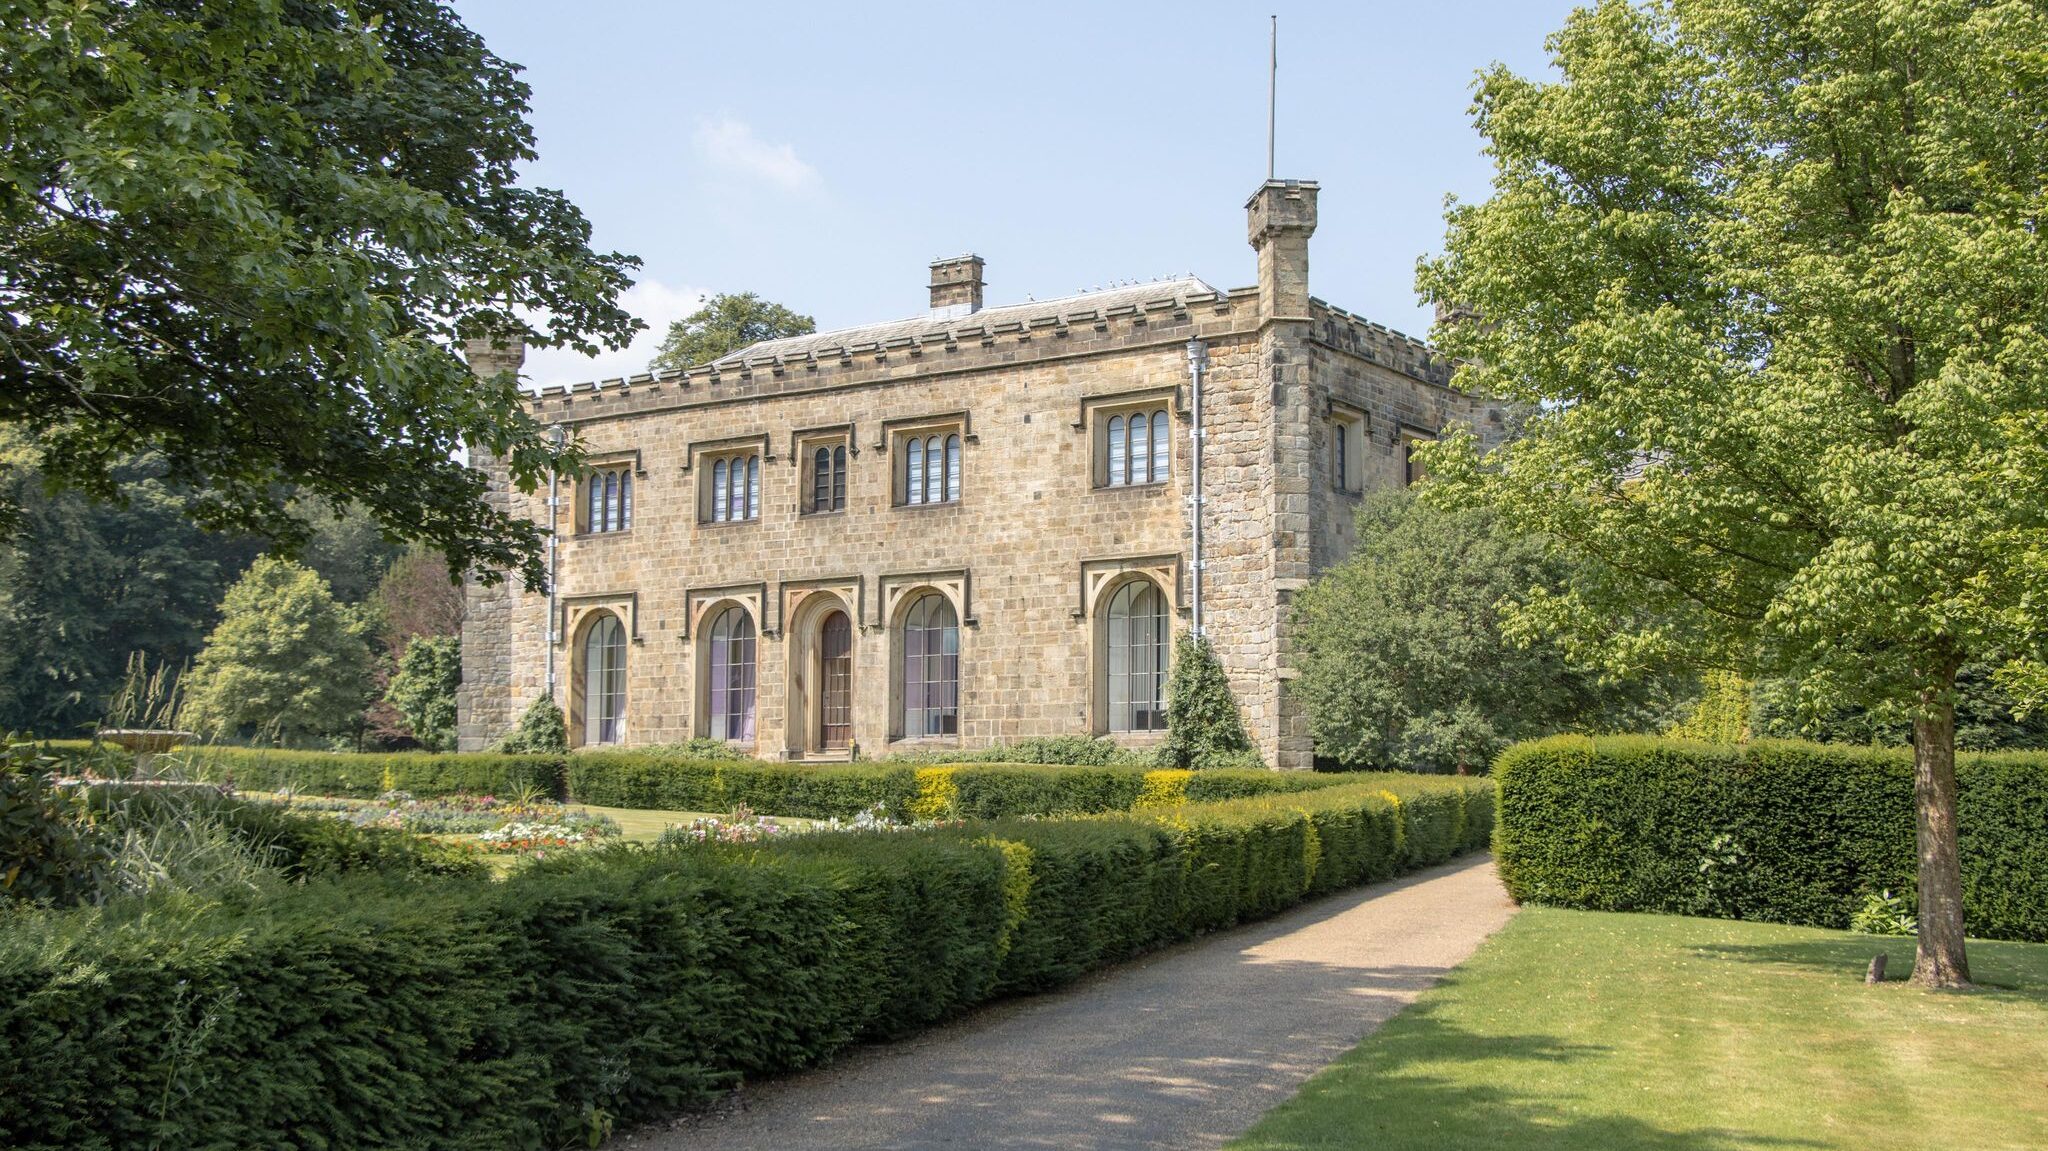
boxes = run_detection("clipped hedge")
[567,753,1353,820]
[0,774,1492,1150]
[1493,735,2048,942]
[165,746,569,801]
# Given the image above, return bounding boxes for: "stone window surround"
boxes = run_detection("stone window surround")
[573,449,645,536]
[1398,424,1437,488]
[686,588,767,748]
[681,433,773,526]
[559,595,637,748]
[1328,399,1369,495]
[875,411,975,507]
[875,571,972,745]
[1072,555,1184,740]
[1085,391,1179,490]
[791,424,856,516]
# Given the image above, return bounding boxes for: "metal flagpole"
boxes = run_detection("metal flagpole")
[1267,15,1277,180]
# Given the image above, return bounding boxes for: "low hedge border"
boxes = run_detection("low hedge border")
[1493,735,2048,942]
[0,773,1492,1150]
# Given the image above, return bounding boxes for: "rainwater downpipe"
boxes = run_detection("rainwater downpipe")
[546,423,565,701]
[1186,338,1208,637]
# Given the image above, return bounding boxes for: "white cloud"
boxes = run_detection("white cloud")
[521,278,709,389]
[692,116,821,194]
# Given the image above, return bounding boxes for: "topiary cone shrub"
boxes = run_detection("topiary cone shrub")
[496,696,567,755]
[1163,633,1255,769]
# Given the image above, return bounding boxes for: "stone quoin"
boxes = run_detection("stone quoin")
[456,180,1508,768]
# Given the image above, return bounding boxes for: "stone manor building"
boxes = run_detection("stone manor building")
[456,180,1505,769]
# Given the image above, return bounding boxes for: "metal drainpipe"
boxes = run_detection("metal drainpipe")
[546,423,565,701]
[1186,338,1208,637]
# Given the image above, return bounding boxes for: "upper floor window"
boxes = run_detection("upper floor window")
[806,443,847,515]
[1331,409,1366,493]
[705,453,761,523]
[583,468,632,533]
[898,431,961,506]
[1096,405,1170,488]
[1400,429,1435,488]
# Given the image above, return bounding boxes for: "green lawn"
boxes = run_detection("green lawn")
[1231,907,2048,1151]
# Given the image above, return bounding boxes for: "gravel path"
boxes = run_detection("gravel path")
[620,855,1516,1151]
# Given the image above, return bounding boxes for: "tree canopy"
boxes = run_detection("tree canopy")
[649,293,815,371]
[181,557,372,745]
[0,1,639,589]
[1292,491,1670,773]
[1417,0,2048,985]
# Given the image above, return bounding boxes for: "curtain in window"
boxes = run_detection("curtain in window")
[583,613,626,744]
[1107,581,1168,732]
[708,607,756,741]
[902,593,959,737]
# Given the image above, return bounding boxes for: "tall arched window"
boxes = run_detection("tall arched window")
[901,593,959,737]
[1106,581,1168,732]
[923,435,942,504]
[587,473,604,530]
[945,434,961,501]
[1108,415,1126,486]
[583,613,626,745]
[1149,410,1169,483]
[712,458,729,521]
[707,606,756,741]
[746,455,761,519]
[1130,411,1150,484]
[906,438,925,505]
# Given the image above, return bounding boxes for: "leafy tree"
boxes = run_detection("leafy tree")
[1753,663,2048,751]
[1162,634,1254,768]
[372,546,466,659]
[384,635,460,752]
[495,695,567,754]
[299,501,404,606]
[1292,491,1666,773]
[181,557,372,745]
[1416,0,2048,985]
[649,293,815,371]
[0,1,639,589]
[0,431,262,736]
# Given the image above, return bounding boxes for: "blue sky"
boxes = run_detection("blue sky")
[452,1,1578,387]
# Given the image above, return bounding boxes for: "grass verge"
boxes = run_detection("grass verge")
[1230,907,2048,1151]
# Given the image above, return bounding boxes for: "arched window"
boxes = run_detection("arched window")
[924,435,942,504]
[706,454,761,523]
[712,458,729,521]
[619,472,632,530]
[1130,411,1150,485]
[603,472,618,532]
[584,469,633,533]
[901,593,959,737]
[746,455,761,520]
[583,613,626,745]
[1107,415,1126,487]
[944,435,960,501]
[707,606,756,741]
[1149,409,1169,483]
[906,438,925,505]
[587,473,604,530]
[1106,581,1168,732]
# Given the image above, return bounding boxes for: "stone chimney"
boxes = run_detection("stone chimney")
[929,255,985,318]
[1246,180,1318,322]
[462,331,526,384]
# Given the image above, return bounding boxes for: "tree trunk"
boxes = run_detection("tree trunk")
[1910,685,1971,989]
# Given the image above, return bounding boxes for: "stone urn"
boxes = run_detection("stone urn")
[95,729,197,776]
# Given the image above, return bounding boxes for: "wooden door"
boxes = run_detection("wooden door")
[820,612,852,750]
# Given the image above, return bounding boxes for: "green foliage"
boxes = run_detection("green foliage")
[179,557,372,745]
[1292,491,1669,772]
[497,694,568,754]
[385,635,461,751]
[1667,669,1752,744]
[1493,736,2048,943]
[0,775,1489,1148]
[169,745,566,801]
[0,433,262,736]
[296,499,403,605]
[1162,633,1253,768]
[1851,889,1917,937]
[648,292,816,371]
[1418,0,2048,735]
[0,0,639,588]
[1752,663,2048,751]
[0,740,111,905]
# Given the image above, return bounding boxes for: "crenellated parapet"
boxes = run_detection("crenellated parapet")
[1307,298,1456,389]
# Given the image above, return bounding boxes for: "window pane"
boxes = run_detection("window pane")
[813,447,830,511]
[1131,413,1149,486]
[620,473,633,530]
[832,446,846,508]
[1335,427,1347,486]
[945,435,960,502]
[925,436,941,504]
[587,476,602,532]
[1107,415,1124,486]
[1152,410,1169,483]
[713,460,728,522]
[747,456,760,520]
[907,438,924,504]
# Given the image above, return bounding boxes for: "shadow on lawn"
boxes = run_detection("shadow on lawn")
[1265,1000,1829,1151]
[1688,936,2048,995]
